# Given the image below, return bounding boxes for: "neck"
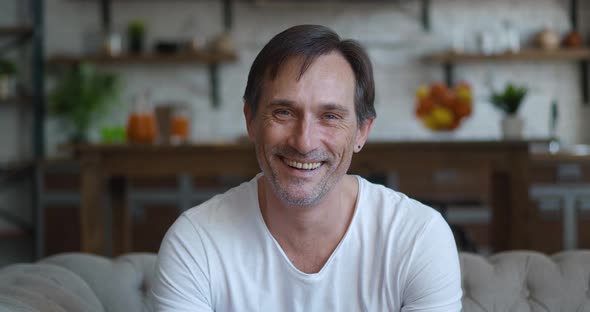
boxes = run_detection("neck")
[258,175,358,251]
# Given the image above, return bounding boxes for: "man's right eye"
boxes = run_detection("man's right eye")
[274,110,291,117]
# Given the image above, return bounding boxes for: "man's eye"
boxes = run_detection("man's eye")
[323,113,339,120]
[274,110,291,117]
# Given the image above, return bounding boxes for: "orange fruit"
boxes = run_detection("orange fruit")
[430,82,448,100]
[431,106,454,128]
[455,101,472,118]
[416,85,430,100]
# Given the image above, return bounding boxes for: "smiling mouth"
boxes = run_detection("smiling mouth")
[282,158,323,170]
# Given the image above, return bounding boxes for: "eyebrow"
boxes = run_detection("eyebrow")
[268,100,350,115]
[268,99,295,108]
[319,103,350,115]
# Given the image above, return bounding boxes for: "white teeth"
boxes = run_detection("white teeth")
[285,159,322,170]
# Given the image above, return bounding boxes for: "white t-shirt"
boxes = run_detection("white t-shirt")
[152,175,462,312]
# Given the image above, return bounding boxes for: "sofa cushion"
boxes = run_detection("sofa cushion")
[460,250,590,312]
[0,263,104,312]
[42,253,157,312]
[552,250,590,312]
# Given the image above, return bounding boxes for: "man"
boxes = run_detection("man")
[152,24,462,311]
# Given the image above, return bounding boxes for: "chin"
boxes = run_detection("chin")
[280,193,323,207]
[272,181,325,207]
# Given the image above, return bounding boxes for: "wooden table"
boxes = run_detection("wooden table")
[78,141,532,256]
[528,151,590,251]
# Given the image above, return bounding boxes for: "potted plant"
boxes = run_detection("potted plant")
[127,19,146,54]
[0,58,17,99]
[489,83,528,139]
[49,63,120,143]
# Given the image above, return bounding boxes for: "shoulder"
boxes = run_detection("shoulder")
[182,176,259,230]
[356,176,441,232]
[160,176,259,250]
[353,176,452,258]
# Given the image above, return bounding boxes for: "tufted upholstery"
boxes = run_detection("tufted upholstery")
[0,251,588,311]
[0,263,103,312]
[0,253,156,312]
[461,250,590,312]
[42,253,157,312]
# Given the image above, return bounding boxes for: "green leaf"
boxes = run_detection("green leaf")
[489,83,528,115]
[48,63,120,141]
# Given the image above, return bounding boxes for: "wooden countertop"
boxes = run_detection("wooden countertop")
[530,144,590,162]
[531,153,590,162]
[76,140,533,152]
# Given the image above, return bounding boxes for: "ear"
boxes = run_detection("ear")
[354,117,374,153]
[243,102,255,140]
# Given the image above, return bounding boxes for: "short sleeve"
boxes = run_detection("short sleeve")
[401,214,463,312]
[151,215,214,312]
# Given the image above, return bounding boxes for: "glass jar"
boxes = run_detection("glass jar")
[126,94,158,144]
[170,105,190,144]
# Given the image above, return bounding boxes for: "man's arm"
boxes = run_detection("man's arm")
[151,216,214,312]
[401,214,463,312]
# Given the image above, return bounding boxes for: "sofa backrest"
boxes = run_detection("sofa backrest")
[460,250,590,311]
[42,252,157,312]
[0,262,104,312]
[0,250,589,311]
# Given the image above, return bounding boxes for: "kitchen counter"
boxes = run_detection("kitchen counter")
[76,140,532,255]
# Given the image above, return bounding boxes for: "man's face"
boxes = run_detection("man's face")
[245,52,373,207]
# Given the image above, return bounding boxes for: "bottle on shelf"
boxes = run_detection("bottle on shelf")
[126,92,158,144]
[170,105,190,144]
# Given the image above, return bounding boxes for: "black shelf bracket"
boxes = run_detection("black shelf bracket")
[223,0,233,32]
[101,0,112,34]
[570,0,578,31]
[570,0,588,105]
[581,61,589,105]
[209,64,220,109]
[443,62,454,86]
[421,0,430,31]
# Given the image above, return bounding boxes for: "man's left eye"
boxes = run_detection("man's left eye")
[323,113,339,120]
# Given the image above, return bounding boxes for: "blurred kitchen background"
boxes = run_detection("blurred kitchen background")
[1,0,590,266]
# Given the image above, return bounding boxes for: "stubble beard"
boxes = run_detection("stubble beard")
[260,145,340,207]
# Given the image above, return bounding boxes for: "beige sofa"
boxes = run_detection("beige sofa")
[0,251,588,311]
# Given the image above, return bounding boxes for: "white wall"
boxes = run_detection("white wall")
[36,0,590,155]
[0,0,588,264]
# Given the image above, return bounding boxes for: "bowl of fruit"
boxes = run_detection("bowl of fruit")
[415,82,473,131]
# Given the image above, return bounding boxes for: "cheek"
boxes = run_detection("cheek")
[324,128,357,155]
[258,122,285,148]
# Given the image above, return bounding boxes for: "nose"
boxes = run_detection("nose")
[288,116,317,155]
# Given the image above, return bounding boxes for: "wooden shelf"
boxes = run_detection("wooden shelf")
[0,160,35,176]
[424,48,590,104]
[0,229,30,240]
[0,26,33,37]
[0,96,31,106]
[47,51,238,108]
[48,51,238,66]
[424,49,590,63]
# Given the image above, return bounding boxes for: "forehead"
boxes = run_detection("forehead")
[261,52,356,105]
[259,52,355,110]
